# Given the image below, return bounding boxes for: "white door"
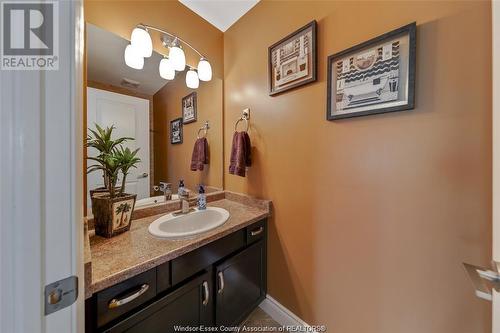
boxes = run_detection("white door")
[86,88,150,211]
[494,2,500,331]
[0,1,84,332]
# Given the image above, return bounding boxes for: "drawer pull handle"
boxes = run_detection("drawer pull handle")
[202,281,209,306]
[108,284,149,309]
[250,227,264,236]
[217,272,225,294]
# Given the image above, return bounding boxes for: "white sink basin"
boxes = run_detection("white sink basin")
[148,207,230,239]
[136,195,179,208]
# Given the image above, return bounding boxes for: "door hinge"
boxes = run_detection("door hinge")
[463,262,500,301]
[44,275,78,315]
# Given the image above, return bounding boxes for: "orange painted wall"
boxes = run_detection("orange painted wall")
[224,1,492,332]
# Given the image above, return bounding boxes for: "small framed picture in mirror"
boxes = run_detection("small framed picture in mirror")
[182,92,197,124]
[170,118,183,144]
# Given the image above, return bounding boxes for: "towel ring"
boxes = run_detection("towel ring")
[234,108,250,132]
[234,117,249,132]
[197,121,209,139]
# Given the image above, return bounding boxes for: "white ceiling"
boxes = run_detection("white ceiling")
[86,24,168,95]
[179,0,259,32]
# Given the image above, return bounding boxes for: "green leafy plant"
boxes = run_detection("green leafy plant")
[115,146,141,195]
[86,124,141,198]
[86,124,132,154]
[86,124,133,189]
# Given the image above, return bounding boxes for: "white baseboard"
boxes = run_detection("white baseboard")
[259,295,313,329]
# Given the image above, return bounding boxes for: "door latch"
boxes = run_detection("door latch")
[44,276,78,315]
[463,262,500,301]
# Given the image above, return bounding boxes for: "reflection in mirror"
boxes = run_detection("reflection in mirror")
[85,23,223,217]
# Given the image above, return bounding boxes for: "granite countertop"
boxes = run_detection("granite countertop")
[85,193,271,298]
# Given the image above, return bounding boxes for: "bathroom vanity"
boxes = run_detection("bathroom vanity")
[84,193,270,333]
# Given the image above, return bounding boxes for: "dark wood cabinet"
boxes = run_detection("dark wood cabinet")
[104,272,212,333]
[95,269,157,328]
[171,230,246,286]
[86,219,267,333]
[215,241,266,326]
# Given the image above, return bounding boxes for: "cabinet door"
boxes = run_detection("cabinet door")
[105,272,212,333]
[215,241,266,326]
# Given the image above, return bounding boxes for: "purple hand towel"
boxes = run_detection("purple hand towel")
[229,131,251,177]
[190,137,209,171]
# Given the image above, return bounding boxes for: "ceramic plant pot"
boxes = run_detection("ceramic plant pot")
[91,193,137,238]
[89,186,121,198]
[89,187,121,217]
[89,187,108,200]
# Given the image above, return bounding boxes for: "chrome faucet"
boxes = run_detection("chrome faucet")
[172,180,193,215]
[179,190,190,214]
[172,194,192,216]
[157,182,172,201]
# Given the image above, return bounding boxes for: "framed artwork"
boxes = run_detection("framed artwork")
[327,22,416,120]
[170,117,183,144]
[182,92,197,124]
[268,20,317,96]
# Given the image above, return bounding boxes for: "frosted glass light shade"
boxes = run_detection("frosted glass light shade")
[197,58,212,81]
[159,58,175,80]
[169,46,186,71]
[186,69,199,89]
[124,44,144,70]
[130,27,152,58]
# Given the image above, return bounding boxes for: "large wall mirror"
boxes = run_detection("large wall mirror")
[85,23,223,214]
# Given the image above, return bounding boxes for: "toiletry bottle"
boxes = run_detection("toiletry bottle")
[178,180,186,197]
[198,185,206,210]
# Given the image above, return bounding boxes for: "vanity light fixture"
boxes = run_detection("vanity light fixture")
[130,26,153,58]
[159,57,175,80]
[169,38,186,71]
[124,23,212,90]
[197,58,212,81]
[186,69,199,89]
[124,44,144,70]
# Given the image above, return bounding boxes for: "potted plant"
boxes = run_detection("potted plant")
[86,124,132,198]
[86,125,141,238]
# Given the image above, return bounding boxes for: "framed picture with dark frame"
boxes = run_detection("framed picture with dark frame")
[170,117,183,144]
[182,92,197,124]
[327,22,416,120]
[268,20,317,96]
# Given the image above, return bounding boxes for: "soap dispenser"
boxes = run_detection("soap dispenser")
[178,179,186,197]
[197,184,206,210]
